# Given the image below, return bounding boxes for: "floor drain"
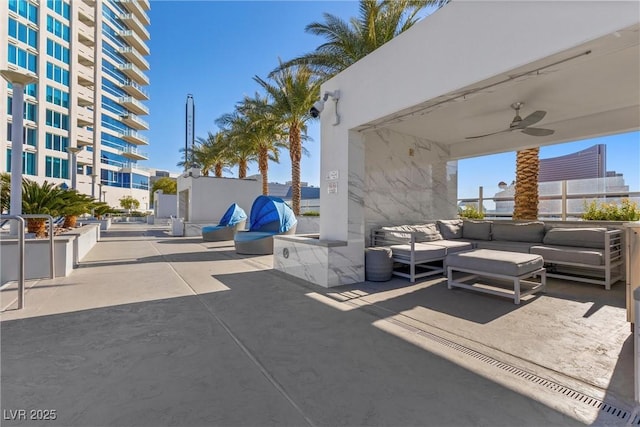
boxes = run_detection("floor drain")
[385,317,631,422]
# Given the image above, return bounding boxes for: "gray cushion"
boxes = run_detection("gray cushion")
[391,243,446,263]
[462,220,492,241]
[542,227,606,249]
[446,249,543,276]
[410,223,443,242]
[492,222,545,243]
[437,219,463,239]
[426,240,473,253]
[475,240,537,254]
[530,245,604,266]
[380,225,414,243]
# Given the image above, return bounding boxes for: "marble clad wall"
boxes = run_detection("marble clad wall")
[364,128,458,243]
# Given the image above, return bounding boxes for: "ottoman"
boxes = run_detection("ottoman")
[446,249,546,304]
[365,247,393,281]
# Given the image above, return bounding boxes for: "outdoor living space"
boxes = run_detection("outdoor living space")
[1,223,635,426]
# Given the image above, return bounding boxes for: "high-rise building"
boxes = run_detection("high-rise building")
[1,0,151,208]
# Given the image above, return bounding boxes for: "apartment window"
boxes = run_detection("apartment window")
[45,109,69,130]
[45,156,69,179]
[45,133,68,152]
[102,96,126,116]
[46,39,70,63]
[6,97,37,121]
[9,0,38,24]
[102,114,128,133]
[100,151,128,168]
[132,173,149,190]
[102,132,127,151]
[46,0,69,20]
[7,45,37,73]
[46,15,70,41]
[46,86,69,108]
[8,18,38,48]
[6,149,36,175]
[6,124,37,146]
[46,62,69,86]
[6,82,37,97]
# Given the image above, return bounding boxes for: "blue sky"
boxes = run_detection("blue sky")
[145,1,639,195]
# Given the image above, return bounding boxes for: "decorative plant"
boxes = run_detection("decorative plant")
[119,195,140,213]
[93,202,115,220]
[59,190,96,228]
[582,198,640,221]
[458,205,485,219]
[301,210,319,216]
[21,179,66,237]
[1,172,10,214]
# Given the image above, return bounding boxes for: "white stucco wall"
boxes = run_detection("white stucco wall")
[177,174,261,223]
[154,191,177,218]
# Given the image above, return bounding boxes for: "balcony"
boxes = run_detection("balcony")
[121,146,148,161]
[120,80,149,101]
[77,86,94,107]
[76,149,93,165]
[121,130,148,146]
[118,30,150,56]
[77,107,94,127]
[76,128,93,146]
[120,13,150,41]
[119,96,149,115]
[77,44,94,66]
[77,21,95,46]
[77,2,95,25]
[119,1,150,27]
[118,46,149,70]
[117,63,149,86]
[121,113,149,130]
[77,63,94,87]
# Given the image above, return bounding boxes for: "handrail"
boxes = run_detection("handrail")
[0,215,25,309]
[20,214,55,280]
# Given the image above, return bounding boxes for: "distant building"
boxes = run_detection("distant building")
[539,144,605,182]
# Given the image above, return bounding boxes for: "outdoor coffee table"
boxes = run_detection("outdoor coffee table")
[446,249,546,304]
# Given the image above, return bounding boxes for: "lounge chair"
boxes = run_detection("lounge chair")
[201,203,247,242]
[234,196,297,255]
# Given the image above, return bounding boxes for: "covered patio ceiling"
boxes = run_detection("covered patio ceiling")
[360,23,639,160]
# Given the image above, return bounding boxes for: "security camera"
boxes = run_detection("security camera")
[310,100,325,118]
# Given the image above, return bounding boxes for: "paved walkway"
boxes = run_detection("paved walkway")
[0,223,634,426]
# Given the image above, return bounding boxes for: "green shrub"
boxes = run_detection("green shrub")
[458,205,484,219]
[582,198,640,221]
[301,210,320,216]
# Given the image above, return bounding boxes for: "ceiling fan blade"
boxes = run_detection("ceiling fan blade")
[521,127,554,137]
[515,110,546,128]
[465,128,512,139]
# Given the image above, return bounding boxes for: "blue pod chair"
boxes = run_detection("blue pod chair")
[234,196,297,254]
[202,203,247,242]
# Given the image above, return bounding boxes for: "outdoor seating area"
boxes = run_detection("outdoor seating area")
[371,220,624,290]
[201,203,247,242]
[234,195,297,255]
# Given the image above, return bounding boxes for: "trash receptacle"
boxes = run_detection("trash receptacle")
[171,217,184,236]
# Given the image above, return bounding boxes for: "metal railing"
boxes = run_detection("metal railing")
[0,215,25,309]
[459,184,640,220]
[20,214,56,280]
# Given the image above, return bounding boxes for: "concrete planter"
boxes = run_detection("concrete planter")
[296,216,320,234]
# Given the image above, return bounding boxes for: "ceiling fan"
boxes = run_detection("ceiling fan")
[466,102,555,139]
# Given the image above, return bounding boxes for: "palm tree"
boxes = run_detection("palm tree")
[255,64,321,214]
[1,172,10,213]
[21,179,66,237]
[217,94,287,194]
[513,148,540,220]
[60,190,95,228]
[177,132,232,177]
[274,0,448,79]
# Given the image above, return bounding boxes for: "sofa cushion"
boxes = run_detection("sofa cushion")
[462,220,492,241]
[437,219,463,239]
[411,223,443,242]
[446,249,543,276]
[474,240,537,254]
[380,225,415,243]
[391,243,446,263]
[530,245,605,266]
[542,227,607,249]
[492,222,545,243]
[427,240,474,253]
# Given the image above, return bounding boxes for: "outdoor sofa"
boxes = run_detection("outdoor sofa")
[371,220,623,289]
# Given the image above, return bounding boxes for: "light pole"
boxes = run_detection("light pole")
[67,146,82,190]
[97,182,103,202]
[102,190,107,205]
[0,70,37,235]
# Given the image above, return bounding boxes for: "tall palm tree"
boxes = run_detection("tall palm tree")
[255,64,321,215]
[513,148,540,220]
[217,94,287,194]
[177,132,232,177]
[274,0,448,79]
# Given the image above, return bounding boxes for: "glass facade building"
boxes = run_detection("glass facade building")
[1,0,151,207]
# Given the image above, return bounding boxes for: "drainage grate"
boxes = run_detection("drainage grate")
[631,411,640,425]
[385,317,631,423]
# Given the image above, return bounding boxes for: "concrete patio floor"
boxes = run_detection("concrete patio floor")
[1,223,636,426]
